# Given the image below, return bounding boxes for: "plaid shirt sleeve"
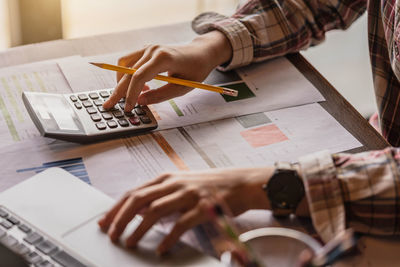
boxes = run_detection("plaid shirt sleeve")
[299,148,400,243]
[192,0,367,71]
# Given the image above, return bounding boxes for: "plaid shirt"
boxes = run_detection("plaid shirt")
[193,0,400,242]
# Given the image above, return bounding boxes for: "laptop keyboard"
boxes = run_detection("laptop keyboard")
[0,207,87,267]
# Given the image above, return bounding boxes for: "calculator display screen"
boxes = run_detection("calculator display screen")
[43,96,79,131]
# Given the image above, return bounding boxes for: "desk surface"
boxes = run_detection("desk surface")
[0,22,388,153]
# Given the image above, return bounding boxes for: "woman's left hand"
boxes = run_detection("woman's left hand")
[97,167,273,255]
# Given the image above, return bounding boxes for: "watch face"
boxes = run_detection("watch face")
[267,170,304,210]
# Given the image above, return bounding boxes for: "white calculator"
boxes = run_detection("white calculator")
[22,89,158,143]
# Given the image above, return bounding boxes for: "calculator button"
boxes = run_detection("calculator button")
[102,113,113,120]
[112,110,124,118]
[89,92,99,99]
[107,120,118,128]
[69,95,78,102]
[118,119,129,127]
[135,107,146,115]
[98,106,107,112]
[86,107,97,114]
[74,102,82,109]
[90,114,101,122]
[93,99,104,106]
[140,115,152,124]
[109,105,119,111]
[100,91,109,98]
[82,100,93,108]
[119,102,125,110]
[96,122,107,130]
[129,116,141,126]
[77,94,88,101]
[124,111,135,117]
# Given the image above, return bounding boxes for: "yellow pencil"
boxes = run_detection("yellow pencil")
[89,62,238,97]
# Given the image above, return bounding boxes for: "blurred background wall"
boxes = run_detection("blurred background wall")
[0,0,375,117]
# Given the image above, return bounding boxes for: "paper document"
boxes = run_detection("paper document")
[0,59,73,146]
[86,103,361,198]
[58,54,326,130]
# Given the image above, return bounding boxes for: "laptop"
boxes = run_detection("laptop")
[0,168,222,266]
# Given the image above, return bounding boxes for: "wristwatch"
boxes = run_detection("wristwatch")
[263,162,305,217]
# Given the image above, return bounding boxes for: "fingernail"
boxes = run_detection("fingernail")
[103,101,110,109]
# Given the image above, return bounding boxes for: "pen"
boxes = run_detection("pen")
[90,62,239,97]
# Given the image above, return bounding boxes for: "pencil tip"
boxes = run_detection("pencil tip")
[89,62,102,67]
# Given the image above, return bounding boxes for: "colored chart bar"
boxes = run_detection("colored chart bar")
[168,99,184,117]
[16,157,91,184]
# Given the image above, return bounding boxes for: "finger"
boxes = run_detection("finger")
[98,193,130,231]
[125,57,168,111]
[137,83,192,105]
[100,173,171,232]
[108,182,179,242]
[134,172,172,192]
[125,189,197,247]
[103,73,132,109]
[156,204,207,255]
[117,49,147,82]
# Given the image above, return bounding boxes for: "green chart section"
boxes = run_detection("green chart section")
[0,94,20,141]
[220,82,255,102]
[169,99,184,117]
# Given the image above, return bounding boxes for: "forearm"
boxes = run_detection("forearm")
[192,0,367,70]
[190,31,232,69]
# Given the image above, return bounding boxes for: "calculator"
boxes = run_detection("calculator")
[22,89,158,143]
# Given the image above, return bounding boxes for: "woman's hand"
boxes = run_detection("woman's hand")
[97,167,273,255]
[103,30,232,112]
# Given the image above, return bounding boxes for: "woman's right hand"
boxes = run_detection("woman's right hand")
[103,30,232,112]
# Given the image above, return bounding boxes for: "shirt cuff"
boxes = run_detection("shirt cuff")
[298,150,346,243]
[192,12,253,71]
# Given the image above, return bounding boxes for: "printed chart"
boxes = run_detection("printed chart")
[16,157,91,185]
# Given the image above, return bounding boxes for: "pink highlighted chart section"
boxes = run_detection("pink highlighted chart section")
[240,124,288,148]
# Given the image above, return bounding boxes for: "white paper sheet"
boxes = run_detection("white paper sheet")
[85,103,361,199]
[0,58,74,147]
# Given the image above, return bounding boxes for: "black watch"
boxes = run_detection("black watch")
[263,162,305,217]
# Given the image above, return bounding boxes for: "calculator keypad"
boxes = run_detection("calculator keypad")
[70,89,154,132]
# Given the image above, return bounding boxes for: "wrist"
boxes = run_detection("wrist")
[191,31,232,68]
[292,164,310,217]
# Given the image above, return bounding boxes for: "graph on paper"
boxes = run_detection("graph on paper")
[0,60,72,146]
[16,157,91,185]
